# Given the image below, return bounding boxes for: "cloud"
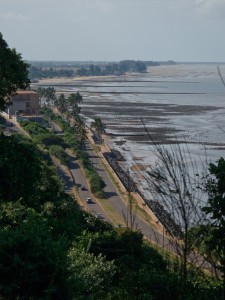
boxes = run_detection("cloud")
[64,0,115,12]
[91,0,115,12]
[152,0,225,19]
[195,0,225,18]
[0,12,29,22]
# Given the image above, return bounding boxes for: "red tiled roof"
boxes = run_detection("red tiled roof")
[14,90,39,95]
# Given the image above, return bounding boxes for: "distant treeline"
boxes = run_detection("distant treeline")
[29,66,74,80]
[144,60,176,66]
[28,60,176,80]
[76,60,147,76]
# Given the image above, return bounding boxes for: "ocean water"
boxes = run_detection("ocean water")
[77,63,225,196]
[40,63,225,197]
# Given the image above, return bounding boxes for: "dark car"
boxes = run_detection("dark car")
[86,197,92,204]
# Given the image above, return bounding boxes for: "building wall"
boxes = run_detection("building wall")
[7,91,40,117]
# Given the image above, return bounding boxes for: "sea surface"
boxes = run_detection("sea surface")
[38,63,225,197]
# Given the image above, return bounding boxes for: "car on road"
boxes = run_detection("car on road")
[95,213,104,219]
[86,197,92,204]
[81,186,87,191]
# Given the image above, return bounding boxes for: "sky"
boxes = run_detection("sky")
[1,0,225,62]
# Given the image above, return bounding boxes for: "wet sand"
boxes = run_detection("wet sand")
[34,71,225,148]
[33,64,225,210]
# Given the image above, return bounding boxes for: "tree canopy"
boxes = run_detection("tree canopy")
[0,32,30,111]
[202,157,225,296]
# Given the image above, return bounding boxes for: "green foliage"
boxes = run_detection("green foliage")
[89,173,106,196]
[76,60,147,77]
[55,93,67,114]
[0,134,81,299]
[0,131,223,299]
[41,195,83,241]
[82,212,114,233]
[35,163,64,205]
[73,115,87,142]
[0,32,30,111]
[67,246,116,299]
[91,117,106,135]
[64,131,81,148]
[33,132,64,148]
[40,108,106,196]
[74,230,222,300]
[29,65,74,80]
[20,119,48,135]
[76,230,143,263]
[70,92,82,103]
[0,115,6,125]
[203,158,225,255]
[72,147,106,197]
[203,157,225,225]
[202,157,225,296]
[40,106,55,120]
[118,60,147,73]
[1,97,221,299]
[91,116,105,144]
[0,201,68,300]
[188,225,219,259]
[37,86,56,100]
[0,133,63,208]
[0,133,41,204]
[49,145,69,165]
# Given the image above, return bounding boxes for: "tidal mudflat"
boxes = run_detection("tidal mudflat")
[36,63,225,196]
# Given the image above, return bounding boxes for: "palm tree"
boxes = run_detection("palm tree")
[91,117,106,144]
[67,92,83,124]
[37,87,56,107]
[74,115,87,143]
[57,93,67,114]
[45,87,56,107]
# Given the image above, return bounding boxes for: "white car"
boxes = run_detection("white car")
[95,213,104,219]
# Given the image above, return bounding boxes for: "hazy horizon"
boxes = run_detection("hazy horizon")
[1,0,225,62]
[27,60,225,63]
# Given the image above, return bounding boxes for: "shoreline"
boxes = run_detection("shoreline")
[87,131,164,233]
[33,66,225,206]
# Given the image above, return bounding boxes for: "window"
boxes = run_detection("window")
[26,102,30,108]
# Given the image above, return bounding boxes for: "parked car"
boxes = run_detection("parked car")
[81,186,87,191]
[86,197,92,204]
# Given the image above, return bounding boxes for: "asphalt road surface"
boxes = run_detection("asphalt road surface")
[66,149,109,221]
[84,141,169,247]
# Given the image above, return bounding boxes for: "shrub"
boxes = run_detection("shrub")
[33,132,64,148]
[49,145,69,165]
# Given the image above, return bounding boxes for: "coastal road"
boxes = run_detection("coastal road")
[51,116,171,249]
[51,120,109,221]
[84,140,171,247]
[83,142,214,272]
[66,149,109,221]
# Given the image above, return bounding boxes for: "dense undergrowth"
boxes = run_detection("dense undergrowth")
[0,127,222,299]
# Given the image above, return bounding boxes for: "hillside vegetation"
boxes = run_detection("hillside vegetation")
[0,133,222,299]
[0,32,224,300]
